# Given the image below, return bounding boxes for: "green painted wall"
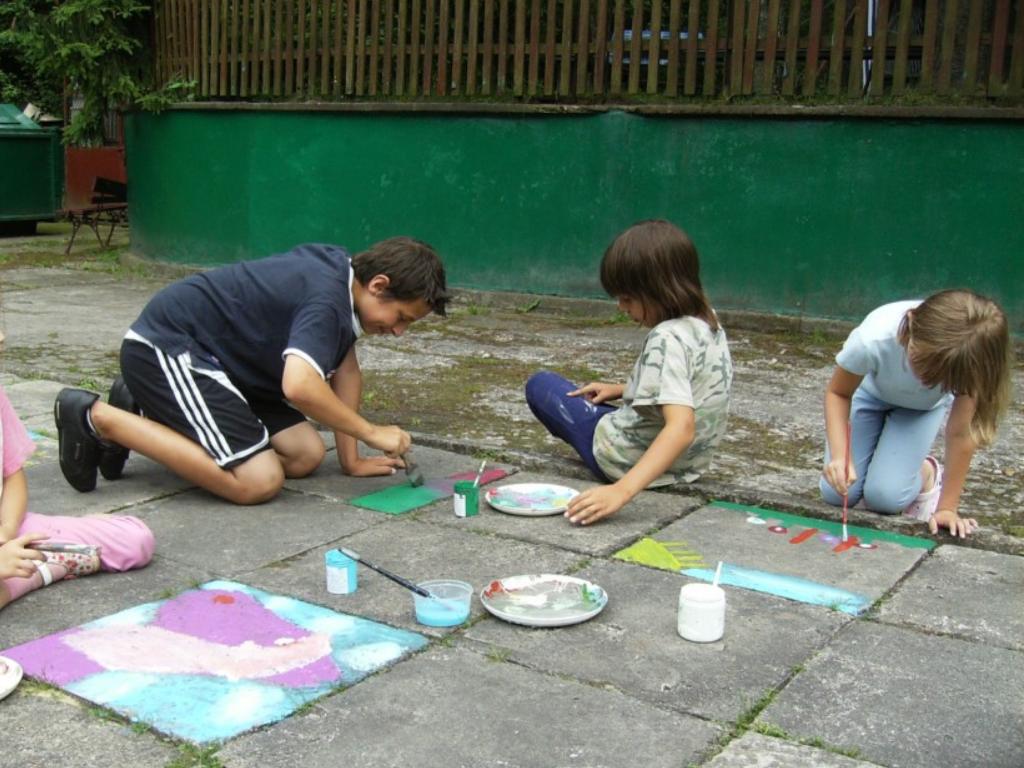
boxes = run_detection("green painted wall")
[125,109,1023,330]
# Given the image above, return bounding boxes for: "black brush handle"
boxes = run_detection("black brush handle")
[339,547,432,597]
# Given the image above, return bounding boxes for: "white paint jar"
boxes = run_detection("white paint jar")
[677,583,725,642]
[325,549,357,595]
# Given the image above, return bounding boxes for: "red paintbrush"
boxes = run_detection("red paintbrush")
[842,421,851,542]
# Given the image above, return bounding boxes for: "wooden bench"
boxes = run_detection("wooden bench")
[63,177,128,254]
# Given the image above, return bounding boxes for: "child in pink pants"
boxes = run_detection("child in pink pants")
[0,382,154,610]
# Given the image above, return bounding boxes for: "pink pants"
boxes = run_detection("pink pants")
[3,512,155,603]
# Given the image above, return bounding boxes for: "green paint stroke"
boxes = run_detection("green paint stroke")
[710,501,936,551]
[351,485,445,515]
[614,538,707,572]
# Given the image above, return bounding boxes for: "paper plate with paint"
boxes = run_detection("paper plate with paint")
[484,483,579,516]
[480,574,608,627]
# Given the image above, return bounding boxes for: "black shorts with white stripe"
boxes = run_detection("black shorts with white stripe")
[119,338,306,469]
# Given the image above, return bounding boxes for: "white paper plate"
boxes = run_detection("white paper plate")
[484,483,579,516]
[0,656,24,702]
[480,574,608,627]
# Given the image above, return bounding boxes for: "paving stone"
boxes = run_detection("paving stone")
[421,469,702,556]
[876,544,1024,651]
[0,556,213,649]
[219,646,722,768]
[3,686,178,768]
[648,504,929,608]
[758,621,1024,768]
[1,377,64,420]
[466,559,849,722]
[244,517,583,635]
[127,488,383,576]
[706,732,876,767]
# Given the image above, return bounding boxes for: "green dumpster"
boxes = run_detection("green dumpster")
[0,104,64,234]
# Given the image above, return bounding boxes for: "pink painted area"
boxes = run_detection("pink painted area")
[155,589,309,645]
[264,654,341,687]
[3,628,105,686]
[62,625,332,681]
[832,536,861,554]
[425,468,509,494]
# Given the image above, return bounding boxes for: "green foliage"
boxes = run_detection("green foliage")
[0,0,63,114]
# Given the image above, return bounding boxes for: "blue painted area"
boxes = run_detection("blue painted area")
[683,565,871,615]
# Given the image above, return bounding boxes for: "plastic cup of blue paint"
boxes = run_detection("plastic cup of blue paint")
[325,549,358,595]
[413,579,472,626]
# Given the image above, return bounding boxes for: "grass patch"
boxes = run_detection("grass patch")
[166,745,225,768]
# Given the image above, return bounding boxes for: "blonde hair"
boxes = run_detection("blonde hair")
[899,289,1013,447]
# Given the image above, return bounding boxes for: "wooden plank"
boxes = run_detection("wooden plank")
[515,0,527,94]
[728,0,745,94]
[283,0,294,94]
[333,0,344,93]
[310,0,321,94]
[781,0,799,95]
[482,0,494,94]
[936,0,957,93]
[437,0,450,94]
[408,0,420,93]
[356,0,367,94]
[369,0,380,94]
[741,0,759,94]
[529,0,543,94]
[385,0,397,94]
[548,0,564,94]
[847,0,866,95]
[499,0,510,92]
[891,0,912,93]
[592,0,608,95]
[606,0,622,95]
[577,0,590,94]
[1010,0,1024,96]
[761,0,782,93]
[627,0,643,94]
[321,0,333,93]
[558,0,572,95]
[452,0,465,92]
[645,0,661,95]
[231,0,241,95]
[273,0,284,94]
[960,0,983,92]
[867,0,889,96]
[666,0,681,95]
[206,0,216,93]
[241,0,251,95]
[195,0,204,89]
[397,0,409,93]
[702,0,719,94]
[220,0,230,94]
[466,0,479,93]
[988,0,1010,94]
[166,0,177,80]
[682,0,698,95]
[826,0,846,95]
[918,0,937,90]
[802,0,823,96]
[297,0,307,93]
[246,0,258,93]
[422,0,435,94]
[345,0,357,93]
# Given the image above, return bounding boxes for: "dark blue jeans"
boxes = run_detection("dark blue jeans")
[525,370,615,482]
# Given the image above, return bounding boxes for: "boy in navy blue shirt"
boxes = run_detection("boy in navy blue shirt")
[54,237,448,504]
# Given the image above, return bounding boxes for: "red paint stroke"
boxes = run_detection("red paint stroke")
[483,580,506,598]
[213,594,235,604]
[768,525,788,534]
[832,536,861,554]
[789,528,819,544]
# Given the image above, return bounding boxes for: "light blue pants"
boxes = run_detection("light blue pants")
[819,388,949,514]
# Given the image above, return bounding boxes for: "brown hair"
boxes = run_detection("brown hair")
[600,220,717,329]
[352,236,450,316]
[898,289,1013,447]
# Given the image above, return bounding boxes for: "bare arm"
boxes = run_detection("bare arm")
[930,395,979,538]
[566,404,694,525]
[0,468,29,543]
[822,366,864,495]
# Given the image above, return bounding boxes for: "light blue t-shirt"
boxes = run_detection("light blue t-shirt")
[836,300,953,411]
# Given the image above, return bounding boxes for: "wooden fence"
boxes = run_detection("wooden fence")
[153,0,1024,101]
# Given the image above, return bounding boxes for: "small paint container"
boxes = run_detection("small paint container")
[325,549,358,595]
[677,583,725,643]
[453,481,479,517]
[413,579,473,627]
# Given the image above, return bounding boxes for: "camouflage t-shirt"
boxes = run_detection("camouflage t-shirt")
[592,316,733,486]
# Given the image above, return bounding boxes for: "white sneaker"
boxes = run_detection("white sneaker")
[904,457,943,522]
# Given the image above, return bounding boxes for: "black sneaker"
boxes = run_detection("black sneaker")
[54,388,101,492]
[98,376,137,481]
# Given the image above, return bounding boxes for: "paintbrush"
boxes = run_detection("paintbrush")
[338,547,432,598]
[842,421,851,542]
[402,452,424,487]
[472,459,487,487]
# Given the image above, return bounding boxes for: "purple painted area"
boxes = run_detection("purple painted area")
[154,589,309,646]
[264,654,341,687]
[425,468,508,494]
[3,628,104,686]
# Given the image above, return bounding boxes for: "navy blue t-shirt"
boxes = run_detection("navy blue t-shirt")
[129,244,360,401]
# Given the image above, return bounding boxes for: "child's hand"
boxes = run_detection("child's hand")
[565,484,631,525]
[364,425,412,457]
[344,456,404,477]
[929,509,979,538]
[0,532,47,580]
[567,382,623,404]
[822,457,857,496]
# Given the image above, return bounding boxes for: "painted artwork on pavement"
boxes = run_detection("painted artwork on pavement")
[351,468,509,515]
[2,581,427,743]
